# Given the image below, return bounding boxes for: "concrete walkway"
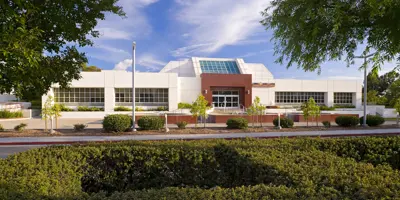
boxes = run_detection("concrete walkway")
[0,128,399,145]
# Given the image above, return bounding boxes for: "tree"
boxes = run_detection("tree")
[261,1,400,73]
[367,70,399,96]
[190,95,210,128]
[307,98,320,127]
[247,104,257,128]
[366,90,387,105]
[52,104,62,129]
[0,1,123,98]
[253,96,266,127]
[385,79,400,107]
[301,101,310,127]
[394,99,400,127]
[82,63,102,72]
[41,96,55,133]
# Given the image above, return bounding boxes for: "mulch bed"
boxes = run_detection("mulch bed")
[0,125,399,137]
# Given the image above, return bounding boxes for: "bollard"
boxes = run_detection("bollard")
[275,113,282,130]
[165,113,169,133]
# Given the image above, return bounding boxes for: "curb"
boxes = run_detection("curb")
[0,132,400,146]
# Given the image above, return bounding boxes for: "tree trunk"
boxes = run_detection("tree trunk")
[316,116,319,127]
[203,116,206,128]
[260,113,263,127]
[252,115,254,128]
[45,119,48,131]
[306,119,308,127]
[55,116,58,129]
[397,115,399,127]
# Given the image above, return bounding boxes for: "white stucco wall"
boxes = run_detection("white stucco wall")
[178,77,201,104]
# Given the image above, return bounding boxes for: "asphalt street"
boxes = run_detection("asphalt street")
[0,145,45,158]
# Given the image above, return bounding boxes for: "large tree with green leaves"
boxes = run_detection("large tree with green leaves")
[0,1,123,98]
[261,0,400,73]
[367,70,399,96]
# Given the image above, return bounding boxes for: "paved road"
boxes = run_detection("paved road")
[0,145,45,158]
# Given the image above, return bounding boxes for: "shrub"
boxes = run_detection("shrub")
[74,124,87,132]
[78,106,103,112]
[114,106,132,111]
[322,121,331,128]
[0,110,23,118]
[334,105,356,109]
[360,115,385,127]
[273,117,294,128]
[226,118,248,129]
[319,105,335,111]
[59,104,74,111]
[156,106,168,111]
[135,107,144,111]
[176,121,188,129]
[0,124,4,132]
[14,123,27,132]
[335,116,359,127]
[103,114,132,132]
[178,102,192,109]
[137,116,165,130]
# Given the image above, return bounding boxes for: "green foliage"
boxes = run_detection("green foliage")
[114,106,132,111]
[0,124,4,132]
[386,79,400,107]
[366,90,387,105]
[137,116,165,130]
[102,114,132,133]
[190,95,210,127]
[226,118,248,129]
[14,123,27,132]
[82,64,102,72]
[262,0,400,74]
[178,102,192,109]
[360,115,385,127]
[4,138,400,199]
[58,104,74,111]
[0,110,23,118]
[333,105,356,109]
[176,121,188,129]
[322,121,331,128]
[135,107,144,111]
[367,70,399,96]
[273,117,294,128]
[156,106,168,111]
[74,124,87,132]
[335,116,359,127]
[0,1,124,99]
[78,106,103,112]
[395,98,400,115]
[319,105,335,111]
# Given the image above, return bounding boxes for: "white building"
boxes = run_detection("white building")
[41,57,362,115]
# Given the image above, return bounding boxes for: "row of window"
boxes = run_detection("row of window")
[115,88,168,106]
[275,92,354,105]
[334,92,353,104]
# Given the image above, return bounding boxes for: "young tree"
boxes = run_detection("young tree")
[190,95,210,128]
[0,1,123,98]
[42,96,55,133]
[301,101,310,127]
[394,98,400,127]
[307,98,320,127]
[52,104,62,129]
[253,96,266,127]
[261,1,400,74]
[247,104,257,128]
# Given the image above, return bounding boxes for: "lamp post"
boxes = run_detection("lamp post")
[355,53,375,127]
[132,42,137,131]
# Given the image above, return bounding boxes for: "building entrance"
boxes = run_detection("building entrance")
[212,90,240,108]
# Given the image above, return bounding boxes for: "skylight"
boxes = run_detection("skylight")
[199,60,240,74]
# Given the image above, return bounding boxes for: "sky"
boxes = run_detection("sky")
[82,0,398,80]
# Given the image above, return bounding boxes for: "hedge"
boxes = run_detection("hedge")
[0,110,23,118]
[226,118,248,129]
[137,116,165,130]
[335,116,359,127]
[103,114,132,132]
[272,117,294,128]
[2,137,400,199]
[359,115,385,127]
[78,106,103,112]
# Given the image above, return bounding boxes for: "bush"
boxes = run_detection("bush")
[226,118,248,129]
[273,117,294,128]
[137,116,165,130]
[103,114,132,132]
[74,124,87,132]
[0,124,4,132]
[114,106,132,111]
[335,116,359,127]
[334,105,356,109]
[178,102,192,109]
[78,106,103,112]
[360,115,385,127]
[14,123,27,132]
[322,121,331,128]
[319,105,335,111]
[135,107,144,111]
[59,104,74,111]
[156,106,168,111]
[0,110,23,118]
[176,121,187,129]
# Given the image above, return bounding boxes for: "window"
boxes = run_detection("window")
[200,60,240,74]
[275,92,325,104]
[115,88,168,106]
[334,92,353,105]
[53,88,104,106]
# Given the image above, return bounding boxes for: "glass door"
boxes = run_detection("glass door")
[212,90,240,108]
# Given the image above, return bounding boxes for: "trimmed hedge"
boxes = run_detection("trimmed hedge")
[178,102,192,109]
[3,137,400,199]
[335,116,359,127]
[0,110,23,118]
[226,118,248,129]
[78,106,103,112]
[359,115,385,126]
[103,114,132,132]
[272,117,294,128]
[137,116,165,130]
[114,106,132,111]
[176,121,187,129]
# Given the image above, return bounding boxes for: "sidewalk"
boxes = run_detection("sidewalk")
[0,128,399,145]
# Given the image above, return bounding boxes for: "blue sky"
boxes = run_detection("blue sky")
[82,0,397,80]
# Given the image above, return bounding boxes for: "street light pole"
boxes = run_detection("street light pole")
[132,42,137,131]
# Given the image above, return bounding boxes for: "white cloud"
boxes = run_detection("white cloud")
[172,0,271,55]
[114,54,166,71]
[238,49,273,58]
[86,44,130,63]
[96,28,132,40]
